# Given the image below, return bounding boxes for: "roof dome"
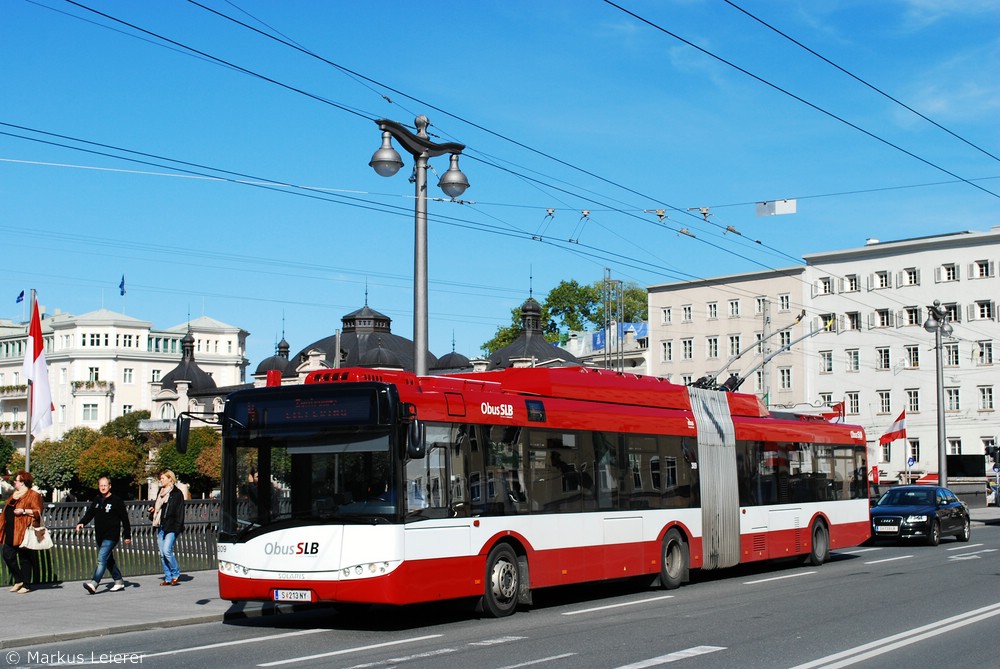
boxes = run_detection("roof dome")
[291,303,438,373]
[433,350,472,372]
[254,338,295,377]
[487,296,579,370]
[160,331,217,392]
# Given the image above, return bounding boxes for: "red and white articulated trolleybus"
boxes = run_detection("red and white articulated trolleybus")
[212,366,869,617]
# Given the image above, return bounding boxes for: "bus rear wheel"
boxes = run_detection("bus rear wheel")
[660,528,688,589]
[483,544,520,618]
[803,521,830,565]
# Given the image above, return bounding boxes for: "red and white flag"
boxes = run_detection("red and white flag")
[879,410,906,445]
[821,401,845,423]
[21,295,53,436]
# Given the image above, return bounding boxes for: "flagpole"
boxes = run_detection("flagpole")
[24,288,35,472]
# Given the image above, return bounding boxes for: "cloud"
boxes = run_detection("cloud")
[896,0,1000,30]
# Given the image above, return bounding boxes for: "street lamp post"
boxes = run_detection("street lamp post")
[923,299,954,488]
[369,115,469,376]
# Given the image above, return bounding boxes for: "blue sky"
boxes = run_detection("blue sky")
[3,0,999,368]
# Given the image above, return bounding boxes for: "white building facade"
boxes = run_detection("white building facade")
[648,229,1000,484]
[0,308,248,450]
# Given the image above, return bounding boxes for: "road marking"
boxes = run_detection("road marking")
[787,601,1000,669]
[614,645,726,668]
[497,653,577,668]
[562,594,674,615]
[256,634,443,666]
[469,636,526,646]
[838,547,880,554]
[743,571,815,585]
[862,555,912,565]
[339,647,457,669]
[946,543,984,550]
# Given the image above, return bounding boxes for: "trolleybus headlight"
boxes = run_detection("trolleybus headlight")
[219,560,250,575]
[339,561,399,579]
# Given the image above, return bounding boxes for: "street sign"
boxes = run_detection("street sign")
[907,457,915,467]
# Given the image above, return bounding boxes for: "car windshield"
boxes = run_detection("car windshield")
[878,489,935,506]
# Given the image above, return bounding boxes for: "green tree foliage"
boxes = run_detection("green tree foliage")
[0,435,15,475]
[29,427,99,498]
[78,436,146,498]
[154,426,221,496]
[480,279,649,354]
[100,410,151,446]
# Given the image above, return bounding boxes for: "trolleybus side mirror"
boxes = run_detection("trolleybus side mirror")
[176,416,191,454]
[402,402,425,459]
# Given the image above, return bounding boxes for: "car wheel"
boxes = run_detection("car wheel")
[956,516,971,542]
[482,543,520,618]
[926,520,941,546]
[659,528,688,590]
[803,521,830,566]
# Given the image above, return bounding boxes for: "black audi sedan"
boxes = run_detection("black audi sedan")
[869,485,971,545]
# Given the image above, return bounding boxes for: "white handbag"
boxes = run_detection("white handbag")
[20,525,53,551]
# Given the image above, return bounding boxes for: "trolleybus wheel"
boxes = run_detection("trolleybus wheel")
[483,543,520,618]
[660,528,688,590]
[804,521,830,565]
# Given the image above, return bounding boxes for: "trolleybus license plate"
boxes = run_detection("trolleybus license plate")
[274,589,311,602]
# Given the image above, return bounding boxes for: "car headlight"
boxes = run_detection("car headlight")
[905,514,928,523]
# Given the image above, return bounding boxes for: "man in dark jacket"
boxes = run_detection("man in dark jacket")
[76,476,132,593]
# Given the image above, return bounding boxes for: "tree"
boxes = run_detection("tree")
[29,427,99,499]
[154,427,221,496]
[480,302,561,356]
[78,436,146,498]
[0,435,15,475]
[592,280,648,325]
[100,410,151,446]
[545,280,599,332]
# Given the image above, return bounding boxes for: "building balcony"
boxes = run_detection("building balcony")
[0,385,28,398]
[0,421,26,434]
[71,380,115,396]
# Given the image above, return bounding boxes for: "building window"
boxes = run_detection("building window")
[909,439,920,462]
[979,386,994,411]
[948,438,962,455]
[755,333,764,354]
[88,367,100,382]
[89,333,101,347]
[779,294,790,310]
[978,341,994,365]
[846,392,859,415]
[754,297,766,315]
[904,307,921,326]
[707,302,718,320]
[728,299,740,317]
[818,314,836,332]
[847,312,861,331]
[902,267,920,286]
[874,271,891,289]
[844,274,860,292]
[877,390,891,414]
[123,368,133,384]
[943,303,960,323]
[58,405,65,423]
[875,309,894,328]
[661,308,672,325]
[937,263,960,282]
[973,301,995,321]
[945,343,959,366]
[682,305,692,323]
[123,405,133,415]
[905,345,919,368]
[946,387,960,411]
[160,404,175,420]
[820,351,832,373]
[681,339,693,360]
[681,374,692,386]
[779,331,791,350]
[728,335,741,357]
[83,404,98,421]
[818,277,833,295]
[660,341,672,362]
[151,369,161,383]
[880,442,891,463]
[984,438,997,460]
[754,370,763,393]
[779,367,792,390]
[906,389,919,412]
[846,349,860,372]
[876,347,891,370]
[974,260,995,278]
[706,337,719,359]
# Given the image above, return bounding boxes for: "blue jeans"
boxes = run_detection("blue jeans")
[157,530,180,581]
[92,538,122,584]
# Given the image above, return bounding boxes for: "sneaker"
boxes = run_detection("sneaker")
[109,581,125,592]
[83,581,97,594]
[9,582,23,593]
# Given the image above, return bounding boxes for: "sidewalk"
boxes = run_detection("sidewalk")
[6,506,1000,650]
[3,569,301,650]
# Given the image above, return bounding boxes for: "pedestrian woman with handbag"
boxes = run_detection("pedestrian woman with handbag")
[1,470,44,594]
[149,470,185,586]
